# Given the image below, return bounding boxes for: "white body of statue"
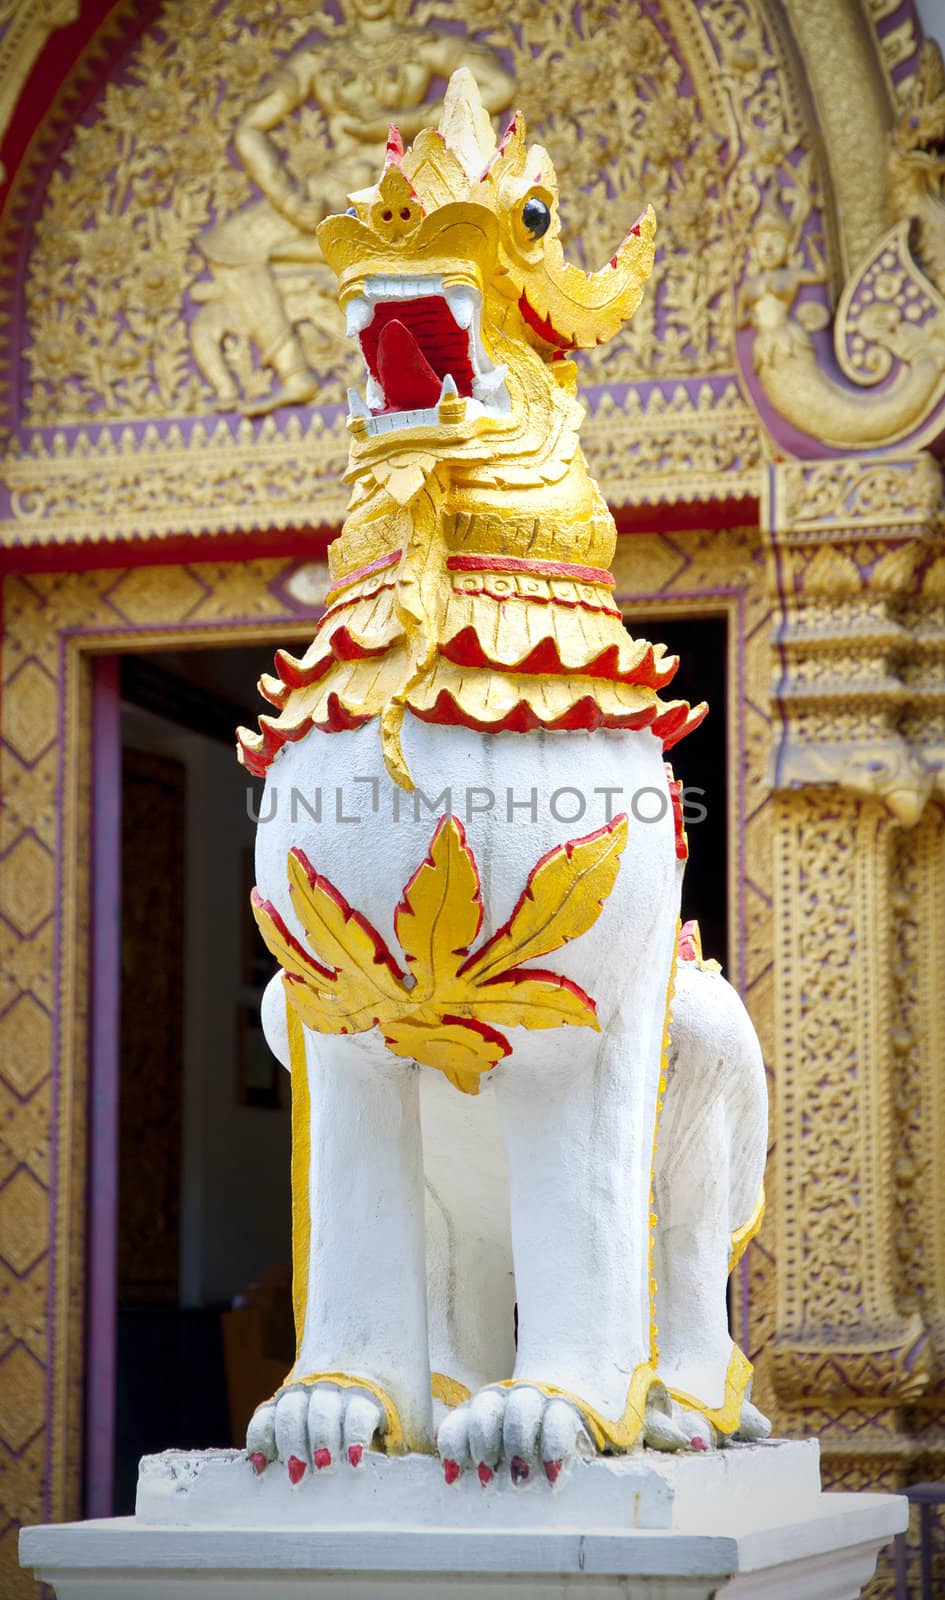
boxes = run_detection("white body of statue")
[251,721,768,1480]
[236,70,770,1485]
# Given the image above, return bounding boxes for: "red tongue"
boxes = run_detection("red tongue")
[375,318,442,410]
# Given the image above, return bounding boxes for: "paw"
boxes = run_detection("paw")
[436,1385,593,1486]
[732,1395,772,1443]
[246,1383,386,1481]
[642,1384,715,1453]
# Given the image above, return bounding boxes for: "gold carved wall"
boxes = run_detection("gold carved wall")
[2,1,945,1598]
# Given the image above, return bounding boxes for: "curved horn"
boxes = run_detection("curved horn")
[521,205,657,350]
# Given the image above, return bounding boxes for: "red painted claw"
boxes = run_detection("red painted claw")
[287,1455,306,1484]
[443,1458,461,1484]
[544,1459,562,1484]
[313,1448,331,1470]
[347,1443,363,1467]
[510,1455,529,1484]
[690,1436,708,1452]
[477,1462,493,1486]
[249,1452,267,1476]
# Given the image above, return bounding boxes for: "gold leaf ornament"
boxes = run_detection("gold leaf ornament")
[251,813,629,1094]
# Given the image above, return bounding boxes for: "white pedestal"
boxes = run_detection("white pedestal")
[20,1440,907,1599]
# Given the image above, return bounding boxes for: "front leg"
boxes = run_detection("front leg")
[249,1014,434,1480]
[438,980,674,1485]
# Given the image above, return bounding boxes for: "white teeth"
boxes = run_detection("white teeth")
[366,375,385,410]
[472,364,507,400]
[363,273,444,300]
[364,406,442,434]
[346,387,370,418]
[345,297,372,336]
[444,284,476,330]
[439,373,459,400]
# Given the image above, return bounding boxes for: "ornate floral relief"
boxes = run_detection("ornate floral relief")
[835,224,945,391]
[891,825,927,1328]
[698,0,831,276]
[773,453,943,534]
[582,383,763,507]
[254,816,627,1095]
[0,0,79,182]
[765,457,944,825]
[892,807,945,1373]
[0,387,764,546]
[701,0,945,452]
[772,791,932,1406]
[1,413,351,540]
[738,186,945,450]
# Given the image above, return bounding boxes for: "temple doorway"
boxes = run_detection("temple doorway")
[107,644,292,1512]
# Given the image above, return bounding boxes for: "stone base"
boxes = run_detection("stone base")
[20,1440,907,1599]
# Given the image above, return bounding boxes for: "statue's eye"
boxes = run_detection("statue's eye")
[345,206,358,217]
[522,197,551,238]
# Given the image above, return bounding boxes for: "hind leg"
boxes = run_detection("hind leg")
[652,944,768,1443]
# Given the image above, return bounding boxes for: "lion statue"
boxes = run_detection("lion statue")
[236,70,769,1486]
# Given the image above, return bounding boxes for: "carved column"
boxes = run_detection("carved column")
[763,454,945,1477]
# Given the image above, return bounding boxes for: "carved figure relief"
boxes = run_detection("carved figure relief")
[737,196,829,368]
[730,32,945,455]
[737,186,945,449]
[887,39,945,295]
[190,0,514,413]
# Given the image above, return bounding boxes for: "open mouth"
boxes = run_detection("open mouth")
[345,274,510,435]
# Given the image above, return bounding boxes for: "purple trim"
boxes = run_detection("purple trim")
[43,625,67,1523]
[735,588,747,998]
[84,656,121,1517]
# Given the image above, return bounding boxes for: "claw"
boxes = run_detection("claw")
[249,1452,267,1476]
[287,1455,306,1484]
[313,1448,331,1470]
[510,1455,529,1484]
[477,1462,493,1486]
[690,1436,707,1452]
[543,1459,562,1484]
[347,1444,363,1467]
[737,1399,773,1441]
[443,1458,461,1484]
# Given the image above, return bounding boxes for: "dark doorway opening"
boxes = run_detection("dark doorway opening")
[110,643,289,1513]
[627,614,728,967]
